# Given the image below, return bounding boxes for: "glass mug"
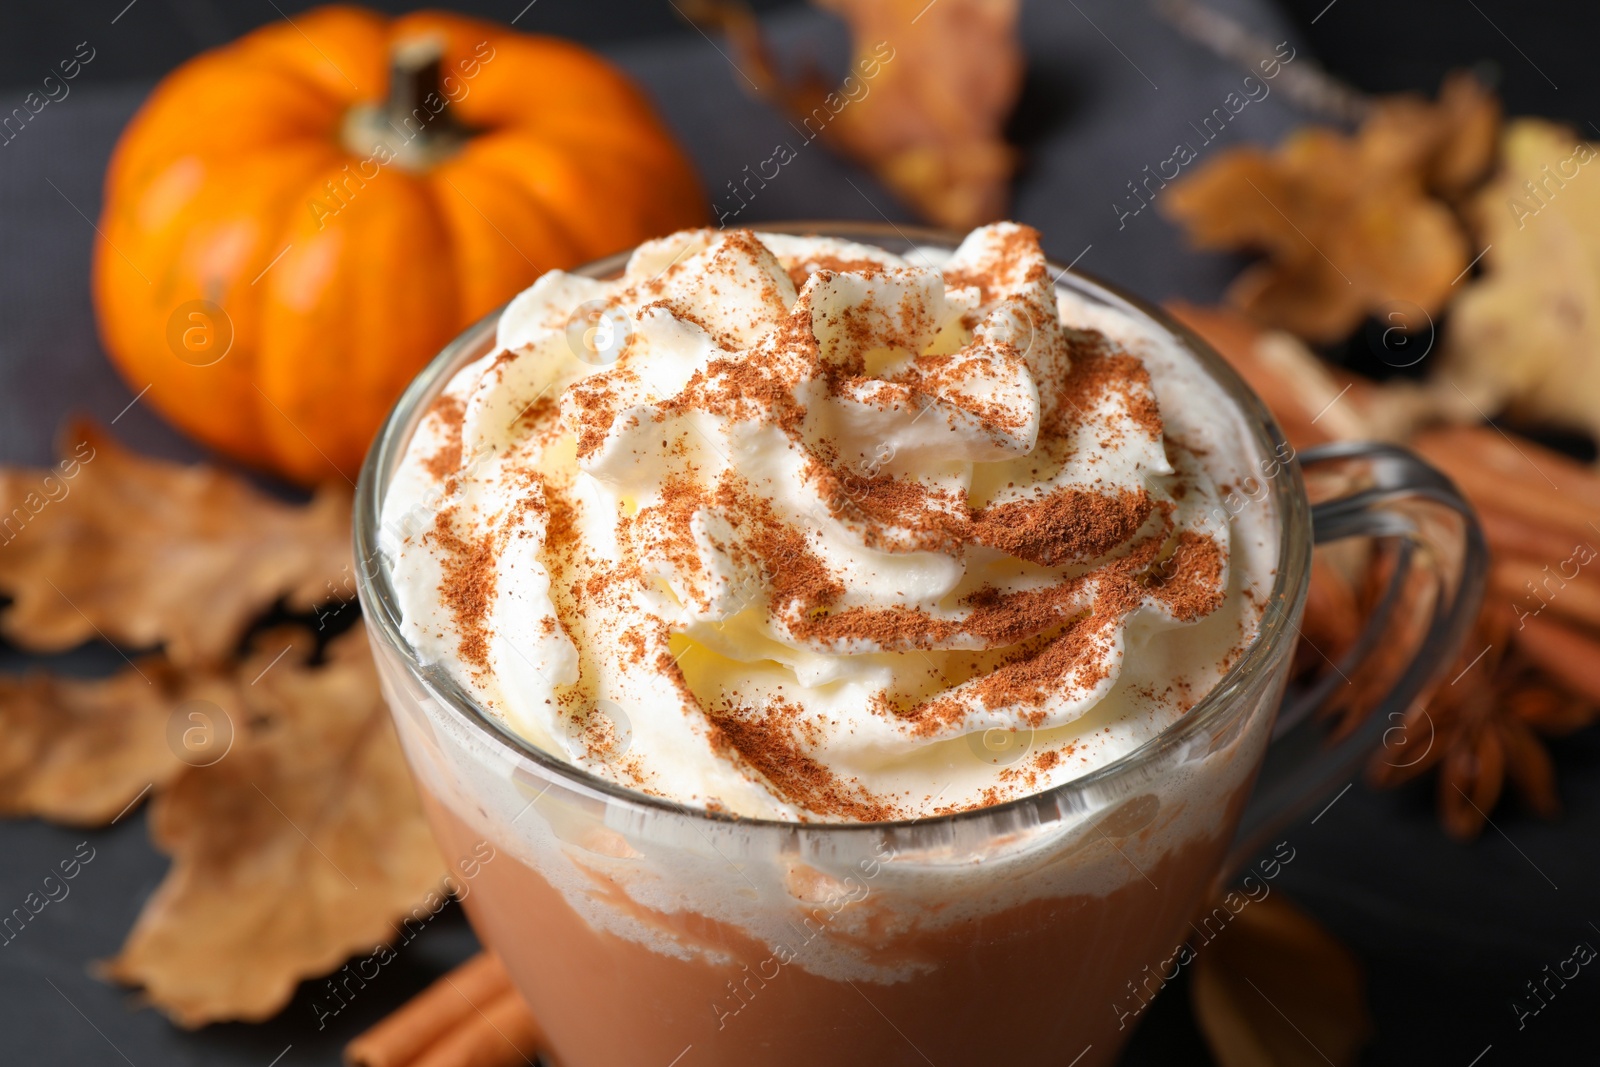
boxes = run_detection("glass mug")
[355,224,1485,1067]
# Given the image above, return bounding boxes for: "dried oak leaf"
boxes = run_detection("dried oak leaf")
[1439,118,1600,443]
[691,0,1022,229]
[817,0,1022,229]
[0,658,188,825]
[0,421,351,666]
[1164,73,1496,342]
[1363,71,1501,199]
[103,629,444,1026]
[1191,893,1371,1067]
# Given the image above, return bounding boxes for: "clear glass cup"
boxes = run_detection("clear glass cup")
[355,224,1486,1067]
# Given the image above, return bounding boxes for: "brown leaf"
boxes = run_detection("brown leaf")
[102,630,444,1026]
[0,660,187,825]
[1191,893,1371,1067]
[0,421,351,666]
[691,0,1023,229]
[1164,74,1496,341]
[1355,72,1500,199]
[1425,71,1503,195]
[818,0,1021,228]
[1440,118,1600,441]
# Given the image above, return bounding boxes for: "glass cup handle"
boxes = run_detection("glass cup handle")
[1221,441,1489,876]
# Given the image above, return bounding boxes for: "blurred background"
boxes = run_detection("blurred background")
[5,0,1594,123]
[2,1,1597,1065]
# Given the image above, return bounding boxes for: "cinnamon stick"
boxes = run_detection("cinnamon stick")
[410,988,545,1067]
[1516,613,1600,706]
[1420,425,1600,505]
[1412,427,1600,540]
[1301,552,1363,660]
[345,952,521,1067]
[1493,558,1600,631]
[1478,508,1591,567]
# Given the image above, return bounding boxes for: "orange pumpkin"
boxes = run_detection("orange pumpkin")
[95,5,707,485]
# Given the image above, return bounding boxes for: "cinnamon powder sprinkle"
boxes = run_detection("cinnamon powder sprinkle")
[714,478,845,615]
[421,393,466,481]
[667,352,809,437]
[711,696,897,821]
[783,254,888,291]
[428,505,497,673]
[943,223,1047,303]
[408,225,1243,822]
[971,487,1153,566]
[1050,332,1164,441]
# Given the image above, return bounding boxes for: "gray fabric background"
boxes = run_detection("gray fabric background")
[1,1,1595,1064]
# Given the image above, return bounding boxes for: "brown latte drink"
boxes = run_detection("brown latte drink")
[369,224,1286,1066]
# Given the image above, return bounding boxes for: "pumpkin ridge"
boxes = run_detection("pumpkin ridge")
[440,142,591,262]
[430,147,603,320]
[257,158,459,483]
[161,147,345,471]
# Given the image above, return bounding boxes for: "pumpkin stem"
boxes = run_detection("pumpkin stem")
[340,36,470,172]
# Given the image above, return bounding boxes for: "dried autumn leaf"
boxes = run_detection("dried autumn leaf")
[0,659,187,825]
[818,0,1021,228]
[1431,73,1502,193]
[1191,893,1371,1067]
[1441,118,1600,442]
[0,421,351,666]
[1360,71,1500,199]
[1164,74,1496,341]
[103,629,443,1026]
[691,0,1022,229]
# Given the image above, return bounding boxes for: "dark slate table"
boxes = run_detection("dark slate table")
[1,1,1595,1063]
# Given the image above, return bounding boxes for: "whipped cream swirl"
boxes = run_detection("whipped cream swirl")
[382,224,1264,821]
